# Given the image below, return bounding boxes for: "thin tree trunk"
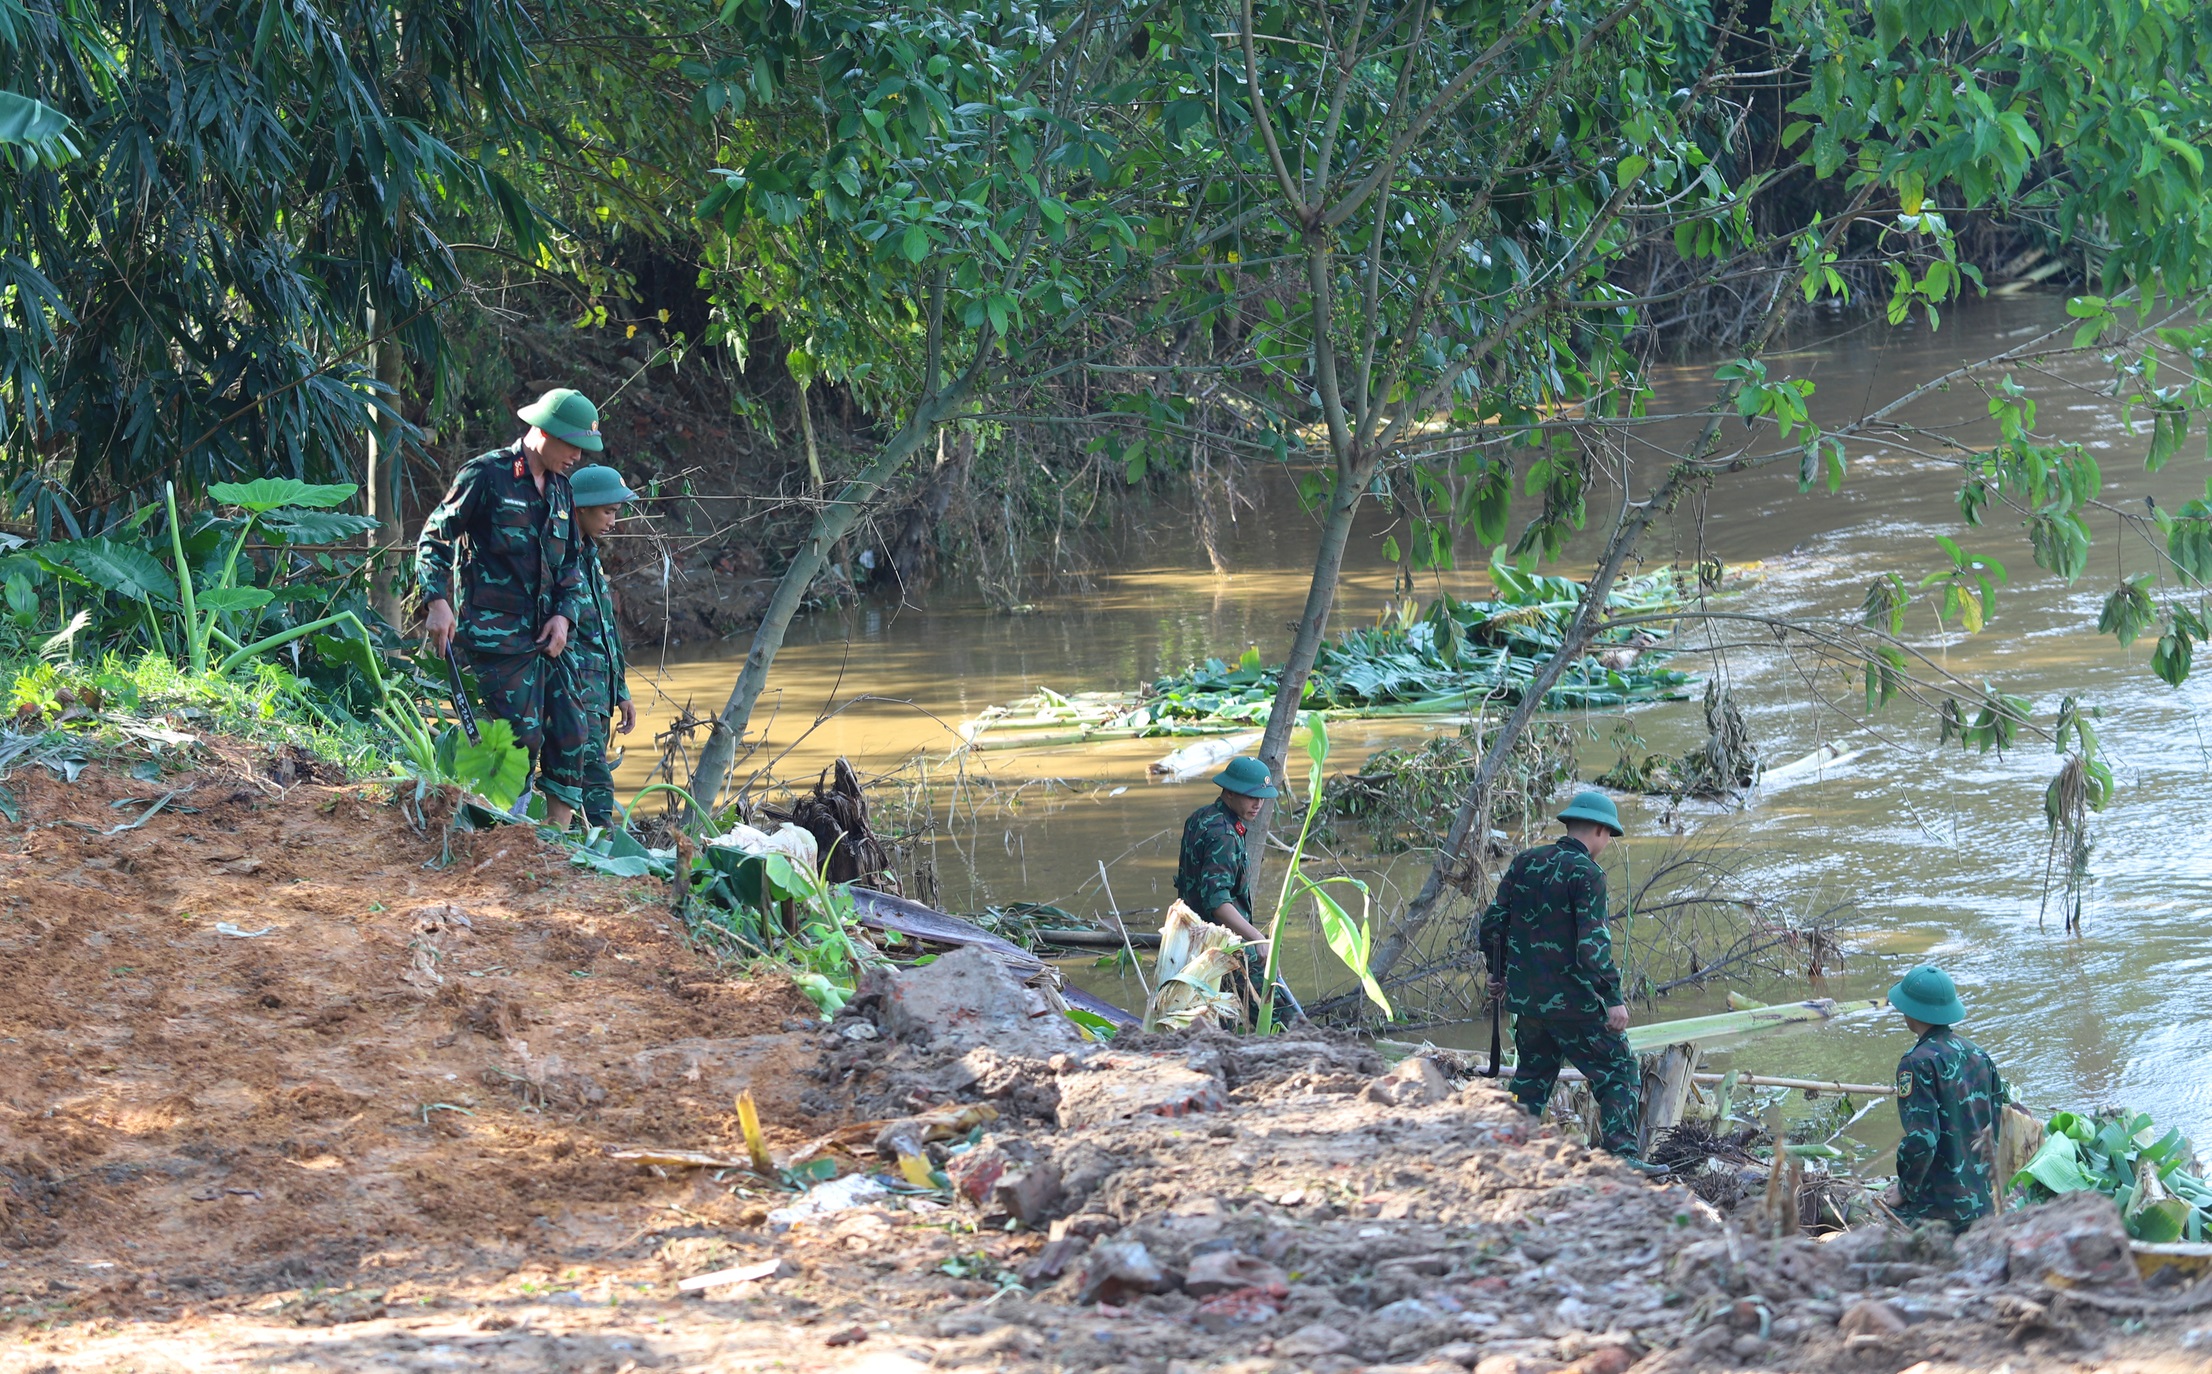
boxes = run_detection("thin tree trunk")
[1241,469,1366,881]
[681,371,980,823]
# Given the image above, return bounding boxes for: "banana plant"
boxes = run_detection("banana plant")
[1255,714,1393,1033]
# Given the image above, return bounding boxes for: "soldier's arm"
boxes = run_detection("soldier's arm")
[415,461,485,603]
[1569,861,1625,1009]
[551,493,586,628]
[1894,1060,1942,1197]
[1477,857,1517,981]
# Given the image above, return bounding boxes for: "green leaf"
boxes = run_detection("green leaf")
[2013,1134,2097,1196]
[448,717,531,809]
[46,537,177,604]
[206,479,359,513]
[261,509,379,544]
[0,90,79,167]
[1309,881,1390,1019]
[900,225,930,263]
[195,586,274,614]
[2129,1198,2193,1244]
[1063,1007,1118,1040]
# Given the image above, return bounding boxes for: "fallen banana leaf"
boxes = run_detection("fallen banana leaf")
[785,1103,1001,1167]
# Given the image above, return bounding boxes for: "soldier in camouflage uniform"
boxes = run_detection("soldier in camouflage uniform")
[1479,790,1658,1169]
[1174,756,1275,950]
[417,388,598,812]
[1882,965,2008,1230]
[544,464,638,830]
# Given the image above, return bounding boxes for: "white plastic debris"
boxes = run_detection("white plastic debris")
[706,821,820,871]
[765,1173,888,1227]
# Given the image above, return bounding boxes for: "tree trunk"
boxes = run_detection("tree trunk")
[365,309,405,630]
[681,376,978,824]
[1364,497,1660,985]
[1240,467,1367,888]
[1636,1042,1701,1158]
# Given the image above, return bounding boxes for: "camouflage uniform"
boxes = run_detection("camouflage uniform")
[1893,1026,2007,1230]
[546,541,629,824]
[1176,800,1252,921]
[415,444,586,805]
[1478,837,1640,1154]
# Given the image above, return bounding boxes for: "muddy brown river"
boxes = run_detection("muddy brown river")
[619,292,2212,1149]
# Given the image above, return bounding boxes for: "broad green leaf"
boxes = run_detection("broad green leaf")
[449,716,531,809]
[207,478,359,513]
[1310,882,1391,1019]
[2128,1198,2192,1244]
[196,586,274,614]
[2012,1134,2096,1195]
[0,90,79,167]
[47,537,177,604]
[261,509,378,544]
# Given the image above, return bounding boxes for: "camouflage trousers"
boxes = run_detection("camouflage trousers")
[1510,1015,1641,1156]
[467,649,587,810]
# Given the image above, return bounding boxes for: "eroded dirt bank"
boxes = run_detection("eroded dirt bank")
[0,754,2207,1373]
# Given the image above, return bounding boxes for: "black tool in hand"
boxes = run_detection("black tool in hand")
[1484,935,1505,1077]
[443,643,481,746]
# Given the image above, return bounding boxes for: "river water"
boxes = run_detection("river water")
[618,292,2212,1148]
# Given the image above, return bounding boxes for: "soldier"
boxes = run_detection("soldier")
[1881,965,2008,1230]
[1173,756,1275,953]
[1479,790,1660,1171]
[417,387,597,814]
[543,464,638,831]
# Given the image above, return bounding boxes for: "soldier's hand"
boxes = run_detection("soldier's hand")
[537,614,571,658]
[617,699,637,735]
[424,599,457,654]
[1605,1003,1630,1033]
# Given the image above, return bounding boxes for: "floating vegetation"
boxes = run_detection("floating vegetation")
[1149,558,1692,721]
[1596,682,1760,800]
[959,558,1693,752]
[1316,721,1579,853]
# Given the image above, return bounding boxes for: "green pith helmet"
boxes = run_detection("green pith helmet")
[568,464,637,508]
[1556,789,1624,836]
[1213,756,1279,799]
[516,387,604,452]
[1888,964,1966,1026]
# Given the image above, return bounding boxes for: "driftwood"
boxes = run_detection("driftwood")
[848,884,1140,1029]
[1637,1043,1703,1157]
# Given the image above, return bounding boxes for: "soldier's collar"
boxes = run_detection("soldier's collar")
[1557,835,1592,856]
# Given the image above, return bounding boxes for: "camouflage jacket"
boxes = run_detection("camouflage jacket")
[1477,837,1623,1021]
[563,542,629,720]
[1176,800,1251,921]
[1894,1026,2007,1228]
[415,445,584,657]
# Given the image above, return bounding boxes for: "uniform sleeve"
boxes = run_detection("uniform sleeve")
[1894,1058,1942,1199]
[1193,820,1242,917]
[1568,859,1624,1008]
[606,574,630,705]
[1478,857,1517,981]
[415,461,483,603]
[551,485,586,628]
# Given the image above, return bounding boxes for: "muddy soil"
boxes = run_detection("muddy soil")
[1,747,2207,1373]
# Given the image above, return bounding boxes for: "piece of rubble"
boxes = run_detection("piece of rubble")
[1276,1323,1354,1359]
[1020,1236,1089,1285]
[1054,1050,1226,1129]
[1193,1282,1287,1332]
[1183,1250,1289,1297]
[1987,1190,2139,1290]
[869,946,1085,1054]
[1836,1298,1908,1338]
[1363,1056,1453,1107]
[1076,1239,1172,1305]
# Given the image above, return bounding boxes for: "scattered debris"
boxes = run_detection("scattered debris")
[676,1258,783,1292]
